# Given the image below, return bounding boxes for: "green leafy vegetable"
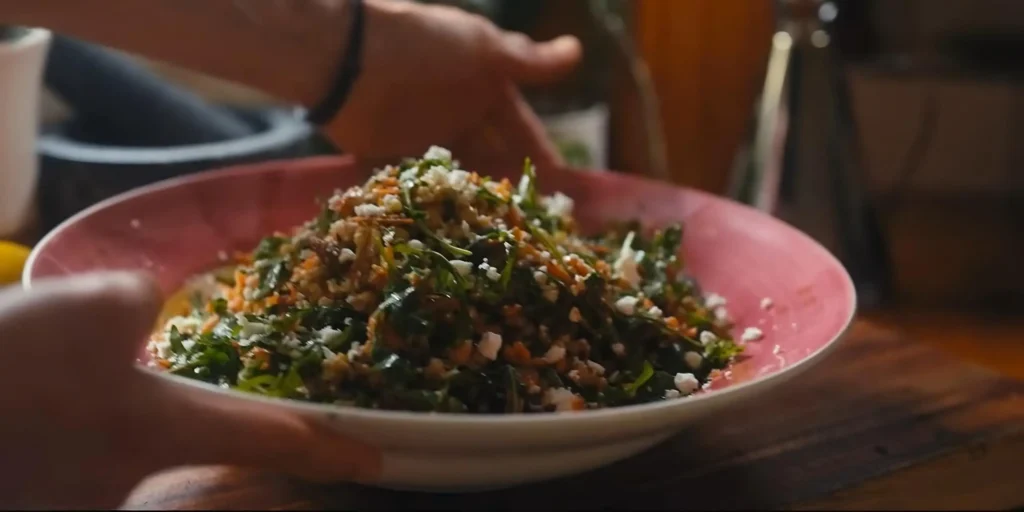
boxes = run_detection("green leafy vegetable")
[624,361,654,397]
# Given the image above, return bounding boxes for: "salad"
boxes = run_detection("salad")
[147,147,742,413]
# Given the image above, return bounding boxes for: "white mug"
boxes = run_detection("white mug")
[0,28,51,238]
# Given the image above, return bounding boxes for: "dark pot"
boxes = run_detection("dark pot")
[37,107,337,232]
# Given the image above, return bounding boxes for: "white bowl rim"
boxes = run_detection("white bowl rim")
[23,156,858,427]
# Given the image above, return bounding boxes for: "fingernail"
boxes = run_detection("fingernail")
[99,271,163,303]
[547,35,582,55]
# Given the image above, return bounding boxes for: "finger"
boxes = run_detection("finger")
[493,33,582,86]
[0,272,163,365]
[143,374,381,483]
[487,84,565,170]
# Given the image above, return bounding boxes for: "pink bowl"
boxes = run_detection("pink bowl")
[23,156,856,490]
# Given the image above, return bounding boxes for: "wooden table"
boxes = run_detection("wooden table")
[124,316,1024,510]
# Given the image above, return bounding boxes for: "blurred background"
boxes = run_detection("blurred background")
[4,0,1024,319]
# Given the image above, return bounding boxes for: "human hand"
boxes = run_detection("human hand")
[0,273,379,510]
[326,0,582,170]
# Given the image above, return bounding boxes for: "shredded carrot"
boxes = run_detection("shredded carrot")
[665,316,681,329]
[449,341,473,366]
[546,260,572,284]
[570,396,586,411]
[251,347,271,370]
[350,216,415,226]
[502,304,523,320]
[200,314,220,334]
[518,368,540,387]
[567,256,591,276]
[302,254,321,270]
[157,359,171,369]
[503,341,533,365]
[373,186,400,198]
[505,205,524,228]
[370,265,389,288]
[520,244,542,261]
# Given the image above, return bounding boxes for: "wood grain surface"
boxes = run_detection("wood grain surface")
[123,320,1024,510]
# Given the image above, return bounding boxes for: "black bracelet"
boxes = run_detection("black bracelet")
[305,0,366,126]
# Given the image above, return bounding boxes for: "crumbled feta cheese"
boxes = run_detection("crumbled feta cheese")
[346,342,363,361]
[648,306,663,318]
[543,192,575,218]
[485,266,501,282]
[154,340,172,359]
[699,331,718,345]
[448,169,470,191]
[354,203,386,217]
[539,251,551,260]
[611,342,626,357]
[238,319,269,338]
[684,351,704,370]
[422,165,450,190]
[674,372,700,394]
[664,389,682,399]
[543,387,578,412]
[704,293,727,310]
[568,307,582,323]
[381,194,403,213]
[542,287,559,303]
[533,271,548,284]
[566,369,580,383]
[399,167,419,182]
[714,307,730,322]
[318,326,343,344]
[760,297,774,310]
[542,344,566,363]
[585,360,606,375]
[407,239,425,251]
[423,145,452,161]
[450,259,473,276]
[527,384,541,395]
[181,339,196,352]
[615,296,639,315]
[478,332,502,360]
[613,244,643,289]
[741,327,764,342]
[166,316,202,335]
[281,335,301,349]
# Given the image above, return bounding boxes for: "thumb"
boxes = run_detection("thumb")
[0,272,163,367]
[493,32,582,86]
[142,374,382,484]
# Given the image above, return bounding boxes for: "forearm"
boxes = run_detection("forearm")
[1,0,355,107]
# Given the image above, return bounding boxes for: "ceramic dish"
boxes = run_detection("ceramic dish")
[24,156,856,491]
